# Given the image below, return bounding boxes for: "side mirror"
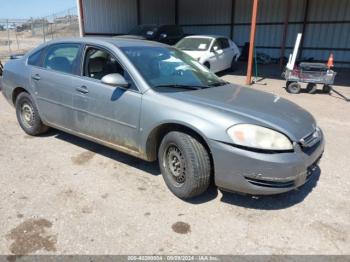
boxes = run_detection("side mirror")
[101,73,130,88]
[213,46,219,52]
[160,33,168,39]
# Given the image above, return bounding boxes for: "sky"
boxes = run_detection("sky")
[0,0,77,19]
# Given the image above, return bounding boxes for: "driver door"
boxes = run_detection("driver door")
[73,46,142,152]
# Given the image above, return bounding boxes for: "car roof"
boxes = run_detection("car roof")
[39,36,168,48]
[184,35,228,40]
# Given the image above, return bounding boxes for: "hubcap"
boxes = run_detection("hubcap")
[165,145,186,184]
[21,102,34,128]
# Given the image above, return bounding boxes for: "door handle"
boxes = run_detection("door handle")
[76,86,89,94]
[31,74,41,81]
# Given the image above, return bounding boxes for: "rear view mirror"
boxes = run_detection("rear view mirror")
[101,73,130,88]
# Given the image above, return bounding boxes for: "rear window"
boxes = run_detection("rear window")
[43,44,80,74]
[28,49,44,66]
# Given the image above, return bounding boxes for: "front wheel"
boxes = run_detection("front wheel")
[204,62,210,70]
[158,131,211,199]
[286,82,301,94]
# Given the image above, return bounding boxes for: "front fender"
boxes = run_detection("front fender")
[138,91,235,159]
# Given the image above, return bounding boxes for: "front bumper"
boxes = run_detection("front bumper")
[210,134,325,195]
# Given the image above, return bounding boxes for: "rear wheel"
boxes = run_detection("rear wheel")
[306,83,317,94]
[15,92,49,136]
[230,56,237,72]
[287,82,301,94]
[323,84,332,94]
[158,131,211,199]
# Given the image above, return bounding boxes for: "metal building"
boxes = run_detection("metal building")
[76,0,350,83]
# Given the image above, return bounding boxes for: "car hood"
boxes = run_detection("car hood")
[164,84,316,141]
[181,50,207,60]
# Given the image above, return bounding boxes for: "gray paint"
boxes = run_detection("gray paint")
[1,38,325,195]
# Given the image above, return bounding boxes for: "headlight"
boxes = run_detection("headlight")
[227,124,293,151]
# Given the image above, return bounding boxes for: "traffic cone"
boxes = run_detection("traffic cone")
[327,53,334,69]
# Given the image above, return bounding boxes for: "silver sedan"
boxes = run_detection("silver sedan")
[1,37,324,199]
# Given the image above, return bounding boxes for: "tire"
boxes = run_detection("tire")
[287,82,301,94]
[306,83,317,94]
[323,84,331,94]
[15,92,49,136]
[230,57,237,72]
[204,62,210,70]
[158,131,211,199]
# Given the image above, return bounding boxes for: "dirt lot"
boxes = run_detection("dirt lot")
[0,74,350,255]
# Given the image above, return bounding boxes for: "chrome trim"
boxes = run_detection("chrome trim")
[300,127,321,148]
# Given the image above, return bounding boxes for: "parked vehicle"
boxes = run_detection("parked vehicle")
[1,38,324,199]
[117,24,184,45]
[175,35,240,73]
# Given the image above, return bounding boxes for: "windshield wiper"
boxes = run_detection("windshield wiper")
[208,81,229,87]
[153,84,210,90]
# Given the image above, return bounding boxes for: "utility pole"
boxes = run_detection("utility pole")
[246,0,259,85]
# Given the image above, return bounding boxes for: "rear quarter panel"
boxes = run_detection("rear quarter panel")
[2,58,32,105]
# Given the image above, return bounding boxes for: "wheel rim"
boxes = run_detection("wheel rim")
[20,102,34,128]
[289,84,299,93]
[164,144,186,185]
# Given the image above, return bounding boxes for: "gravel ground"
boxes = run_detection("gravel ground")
[0,74,350,255]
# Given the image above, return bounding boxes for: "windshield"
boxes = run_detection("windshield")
[175,38,212,51]
[120,46,226,90]
[128,25,158,37]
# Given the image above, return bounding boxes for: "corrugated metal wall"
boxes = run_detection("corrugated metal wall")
[83,0,137,34]
[302,0,350,66]
[179,0,232,36]
[140,0,175,24]
[81,0,350,67]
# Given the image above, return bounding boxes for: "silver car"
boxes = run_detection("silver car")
[1,38,325,199]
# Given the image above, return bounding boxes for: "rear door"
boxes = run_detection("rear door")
[72,45,142,152]
[219,38,235,69]
[30,43,82,129]
[209,39,225,72]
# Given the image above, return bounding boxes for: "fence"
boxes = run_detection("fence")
[0,7,79,61]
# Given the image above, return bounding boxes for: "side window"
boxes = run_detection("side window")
[83,47,137,90]
[168,26,178,37]
[43,44,80,74]
[174,26,183,36]
[28,49,44,67]
[212,40,223,51]
[158,26,168,36]
[220,38,230,49]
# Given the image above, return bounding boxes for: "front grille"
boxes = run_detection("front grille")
[244,177,295,188]
[300,128,322,148]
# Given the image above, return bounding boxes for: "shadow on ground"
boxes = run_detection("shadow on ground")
[47,129,320,210]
